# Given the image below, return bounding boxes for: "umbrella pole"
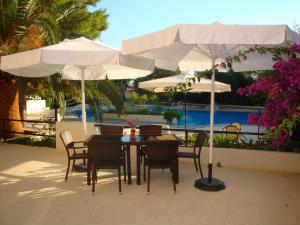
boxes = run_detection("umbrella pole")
[184,92,188,146]
[194,58,225,191]
[81,68,87,140]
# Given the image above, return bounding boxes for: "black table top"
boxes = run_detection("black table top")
[87,134,179,145]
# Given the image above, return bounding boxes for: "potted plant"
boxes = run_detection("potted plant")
[163,110,181,124]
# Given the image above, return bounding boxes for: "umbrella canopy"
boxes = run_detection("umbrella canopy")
[122,22,300,190]
[1,37,155,138]
[139,72,231,93]
[122,22,300,71]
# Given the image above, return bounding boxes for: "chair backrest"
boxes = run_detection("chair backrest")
[194,131,207,156]
[222,123,241,140]
[88,140,123,165]
[100,125,124,135]
[139,125,162,136]
[60,130,74,148]
[60,131,74,158]
[145,140,178,161]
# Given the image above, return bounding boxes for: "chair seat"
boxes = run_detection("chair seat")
[177,151,197,158]
[70,153,86,160]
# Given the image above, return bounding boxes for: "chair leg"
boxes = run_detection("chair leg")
[143,160,146,182]
[123,158,127,183]
[198,157,203,178]
[140,155,143,164]
[193,158,199,172]
[65,160,70,180]
[92,167,96,193]
[118,166,122,193]
[147,165,150,193]
[72,159,76,172]
[172,165,176,193]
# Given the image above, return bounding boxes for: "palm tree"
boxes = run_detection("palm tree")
[0,0,54,136]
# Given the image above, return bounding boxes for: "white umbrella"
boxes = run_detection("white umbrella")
[139,71,231,144]
[1,37,154,139]
[122,22,300,191]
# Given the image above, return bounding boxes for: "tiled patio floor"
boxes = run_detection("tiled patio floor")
[1,142,300,225]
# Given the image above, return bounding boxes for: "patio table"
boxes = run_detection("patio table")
[86,134,180,185]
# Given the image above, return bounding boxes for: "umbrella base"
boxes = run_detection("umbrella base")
[194,177,225,192]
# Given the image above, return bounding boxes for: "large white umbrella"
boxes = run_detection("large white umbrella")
[122,22,300,191]
[1,37,154,139]
[139,71,231,144]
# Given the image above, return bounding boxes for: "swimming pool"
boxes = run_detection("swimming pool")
[70,106,253,127]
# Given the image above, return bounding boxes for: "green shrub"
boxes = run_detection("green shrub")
[6,137,56,148]
[186,133,299,152]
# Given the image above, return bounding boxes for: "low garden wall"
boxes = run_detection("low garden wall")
[56,121,300,174]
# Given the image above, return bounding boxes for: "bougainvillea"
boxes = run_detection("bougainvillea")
[236,44,300,146]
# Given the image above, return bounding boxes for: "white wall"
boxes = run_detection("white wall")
[26,100,46,114]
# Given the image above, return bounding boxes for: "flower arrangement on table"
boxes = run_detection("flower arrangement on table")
[127,118,139,139]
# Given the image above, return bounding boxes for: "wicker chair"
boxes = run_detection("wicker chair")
[142,140,178,193]
[98,125,124,135]
[60,130,87,180]
[177,130,207,178]
[139,125,162,165]
[88,140,125,193]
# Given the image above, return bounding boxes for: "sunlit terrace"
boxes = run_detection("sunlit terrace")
[1,142,300,225]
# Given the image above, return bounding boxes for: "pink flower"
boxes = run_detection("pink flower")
[127,120,134,128]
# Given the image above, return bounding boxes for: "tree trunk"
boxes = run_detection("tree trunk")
[0,71,23,138]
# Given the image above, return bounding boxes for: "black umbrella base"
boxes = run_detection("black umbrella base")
[194,177,225,192]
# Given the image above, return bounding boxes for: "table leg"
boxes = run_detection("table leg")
[136,144,141,185]
[87,155,91,185]
[126,144,132,184]
[175,157,179,184]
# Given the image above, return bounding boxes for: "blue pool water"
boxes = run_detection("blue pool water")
[71,107,252,126]
[177,110,250,126]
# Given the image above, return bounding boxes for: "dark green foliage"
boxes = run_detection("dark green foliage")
[6,137,55,148]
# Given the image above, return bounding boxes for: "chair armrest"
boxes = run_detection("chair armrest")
[73,141,87,147]
[73,146,87,149]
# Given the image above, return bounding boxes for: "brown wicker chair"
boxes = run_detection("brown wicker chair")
[139,125,162,136]
[88,140,125,193]
[177,130,207,178]
[139,125,162,165]
[144,140,179,193]
[60,130,87,180]
[99,125,124,135]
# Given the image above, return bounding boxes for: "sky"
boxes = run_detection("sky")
[91,0,300,49]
